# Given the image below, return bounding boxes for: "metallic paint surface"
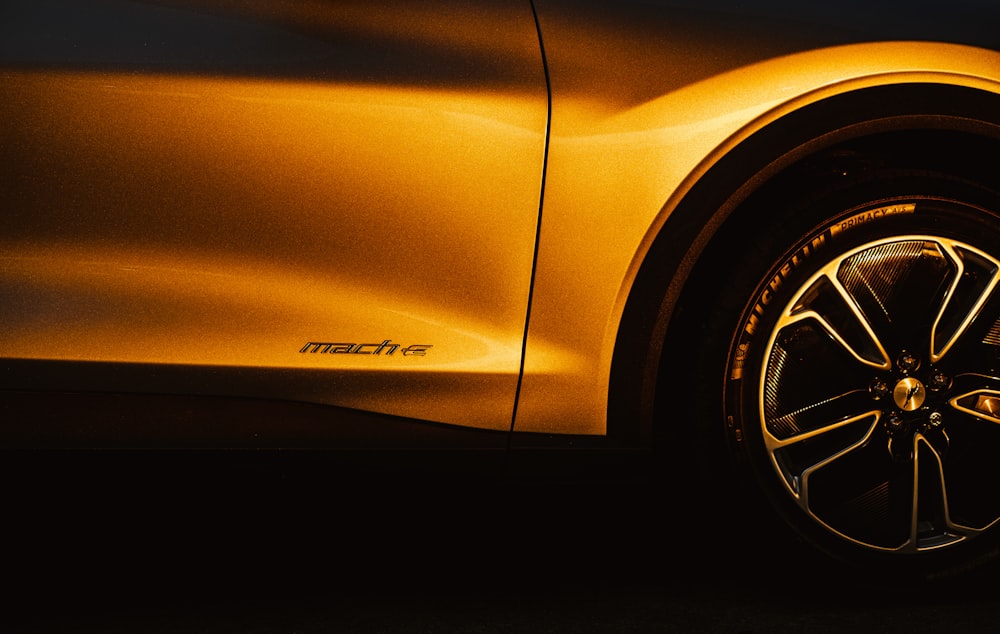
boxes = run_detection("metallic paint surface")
[518,0,1000,434]
[2,0,1000,441]
[518,46,1000,434]
[1,1,547,431]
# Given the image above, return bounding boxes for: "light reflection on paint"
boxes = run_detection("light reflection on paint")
[515,41,1000,434]
[1,69,547,430]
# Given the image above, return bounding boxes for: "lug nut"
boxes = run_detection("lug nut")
[929,411,943,428]
[870,378,890,400]
[897,351,920,373]
[929,370,951,391]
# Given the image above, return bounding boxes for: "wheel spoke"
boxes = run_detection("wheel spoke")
[764,390,878,445]
[766,407,880,499]
[887,432,989,552]
[936,286,1000,375]
[775,271,890,371]
[801,430,909,549]
[950,385,1000,424]
[931,243,1000,363]
[934,406,1000,531]
[835,240,930,365]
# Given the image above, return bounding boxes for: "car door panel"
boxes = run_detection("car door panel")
[0,0,549,433]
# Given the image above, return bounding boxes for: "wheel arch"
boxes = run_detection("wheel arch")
[607,81,1000,447]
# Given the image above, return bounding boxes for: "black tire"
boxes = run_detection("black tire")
[698,167,1000,582]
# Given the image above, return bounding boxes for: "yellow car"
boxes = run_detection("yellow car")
[3,0,1000,580]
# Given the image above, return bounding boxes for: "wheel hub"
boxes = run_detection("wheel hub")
[892,376,926,411]
[877,354,954,462]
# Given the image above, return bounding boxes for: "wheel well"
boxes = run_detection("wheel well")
[607,82,1000,447]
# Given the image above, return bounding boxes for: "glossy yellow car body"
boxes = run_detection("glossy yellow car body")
[3,1,1000,439]
[4,0,549,433]
[519,39,1000,435]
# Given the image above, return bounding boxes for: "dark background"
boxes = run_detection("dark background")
[5,451,1000,633]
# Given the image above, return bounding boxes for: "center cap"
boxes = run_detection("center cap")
[893,377,926,411]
